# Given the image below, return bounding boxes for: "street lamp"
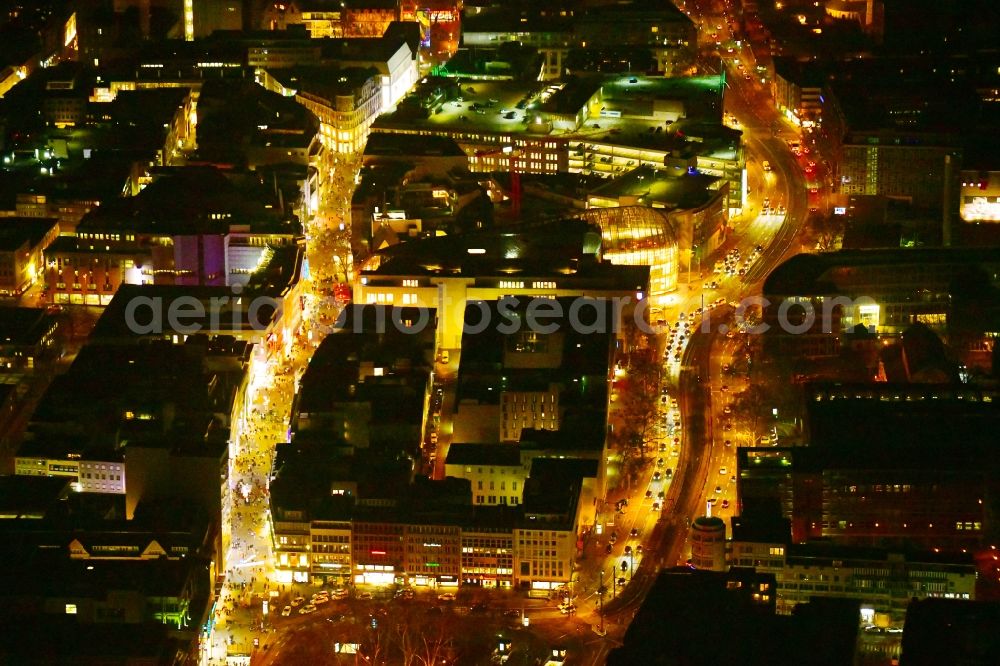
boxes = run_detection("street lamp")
[598,569,606,634]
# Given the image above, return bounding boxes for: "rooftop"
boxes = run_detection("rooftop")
[763,247,1000,296]
[359,218,647,288]
[0,476,71,520]
[264,66,380,102]
[588,164,722,209]
[77,166,298,236]
[364,132,467,159]
[445,443,522,468]
[374,75,736,159]
[0,217,58,252]
[0,307,56,347]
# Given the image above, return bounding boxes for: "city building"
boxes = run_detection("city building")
[731,512,977,622]
[42,166,301,305]
[761,248,1000,359]
[444,444,525,506]
[461,0,696,79]
[771,57,828,129]
[900,598,1000,666]
[354,219,651,351]
[0,217,59,297]
[609,568,797,666]
[958,168,1000,223]
[373,73,745,213]
[736,422,995,550]
[183,0,243,41]
[825,63,979,211]
[690,515,727,571]
[460,519,515,588]
[292,304,436,452]
[259,65,383,153]
[0,307,60,378]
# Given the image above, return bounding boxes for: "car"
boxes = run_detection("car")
[429,432,438,444]
[331,588,349,600]
[725,439,732,447]
[559,604,577,614]
[504,609,521,619]
[281,605,292,617]
[299,604,317,615]
[645,489,653,499]
[722,363,731,373]
[314,596,329,605]
[653,471,661,481]
[609,533,618,545]
[437,593,456,602]
[722,499,730,509]
[657,457,664,467]
[715,485,722,494]
[708,497,718,504]
[471,602,489,614]
[630,528,639,538]
[721,385,729,392]
[358,591,373,601]
[636,545,644,554]
[724,422,733,431]
[291,596,306,607]
[657,490,665,499]
[312,592,329,602]
[720,467,727,475]
[665,468,673,478]
[605,543,614,554]
[723,405,732,415]
[651,502,660,511]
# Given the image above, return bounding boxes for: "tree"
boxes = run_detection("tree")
[730,384,769,445]
[803,211,844,251]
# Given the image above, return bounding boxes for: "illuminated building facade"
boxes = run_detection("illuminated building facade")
[460,527,514,588]
[354,220,650,350]
[444,445,526,506]
[959,169,1000,222]
[690,515,727,571]
[0,308,60,377]
[737,416,995,553]
[730,539,976,621]
[762,248,1000,359]
[261,66,383,153]
[400,0,461,59]
[343,0,398,38]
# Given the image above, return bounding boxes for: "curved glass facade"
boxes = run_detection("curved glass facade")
[579,206,679,298]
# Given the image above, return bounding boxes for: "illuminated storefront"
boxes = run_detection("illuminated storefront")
[959,171,1000,222]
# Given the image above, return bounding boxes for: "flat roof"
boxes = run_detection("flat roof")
[0,476,70,519]
[0,307,54,346]
[264,66,380,101]
[763,247,1000,296]
[77,166,297,236]
[445,443,521,467]
[374,75,737,160]
[364,132,467,158]
[360,218,648,287]
[541,77,602,116]
[0,217,57,251]
[785,542,976,569]
[588,164,721,208]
